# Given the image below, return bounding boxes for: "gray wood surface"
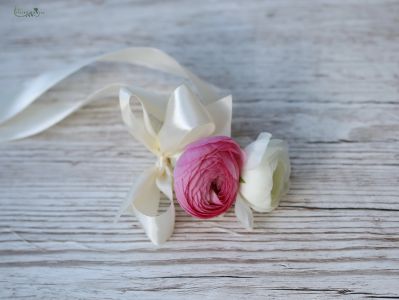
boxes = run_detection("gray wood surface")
[1,0,399,299]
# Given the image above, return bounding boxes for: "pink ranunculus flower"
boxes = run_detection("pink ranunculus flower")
[173,136,244,219]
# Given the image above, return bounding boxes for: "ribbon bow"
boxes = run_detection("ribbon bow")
[116,84,231,244]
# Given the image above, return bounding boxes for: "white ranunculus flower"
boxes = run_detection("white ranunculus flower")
[235,132,290,229]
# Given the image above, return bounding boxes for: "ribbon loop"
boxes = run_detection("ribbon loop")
[119,87,162,154]
[158,84,215,155]
[123,166,175,245]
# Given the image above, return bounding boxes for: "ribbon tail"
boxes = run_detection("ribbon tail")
[116,166,175,245]
[0,47,223,142]
[0,62,86,125]
[0,84,122,142]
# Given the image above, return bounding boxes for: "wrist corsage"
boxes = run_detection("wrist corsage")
[0,47,291,245]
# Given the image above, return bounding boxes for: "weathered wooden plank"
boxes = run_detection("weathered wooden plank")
[1,0,399,299]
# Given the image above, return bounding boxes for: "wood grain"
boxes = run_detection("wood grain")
[1,0,399,299]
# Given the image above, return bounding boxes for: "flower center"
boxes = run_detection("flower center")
[211,181,220,194]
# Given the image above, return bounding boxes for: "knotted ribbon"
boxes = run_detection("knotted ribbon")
[117,84,231,244]
[0,48,232,244]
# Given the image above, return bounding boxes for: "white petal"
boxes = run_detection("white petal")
[240,133,291,213]
[234,194,254,230]
[244,132,272,170]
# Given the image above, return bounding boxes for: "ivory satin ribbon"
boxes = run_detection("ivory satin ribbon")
[0,48,232,244]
